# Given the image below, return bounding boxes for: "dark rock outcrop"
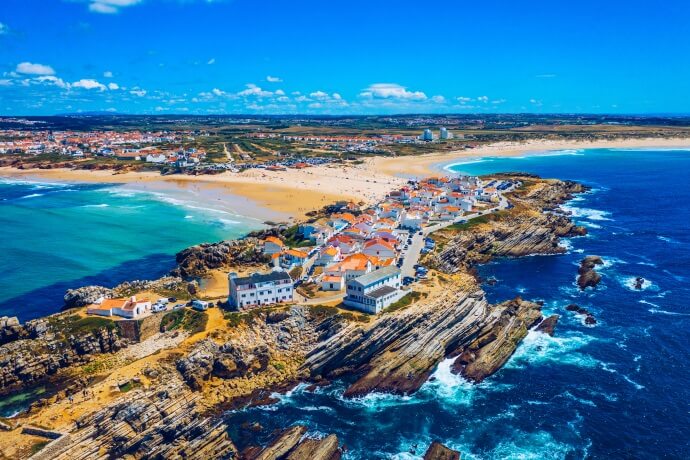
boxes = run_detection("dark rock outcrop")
[535,314,559,336]
[566,304,597,325]
[577,256,603,290]
[63,285,113,308]
[172,239,267,278]
[0,316,26,345]
[634,277,645,290]
[423,441,460,460]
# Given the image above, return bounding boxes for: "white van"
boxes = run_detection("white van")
[191,300,209,311]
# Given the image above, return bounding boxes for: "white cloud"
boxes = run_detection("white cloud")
[103,71,113,78]
[16,62,55,76]
[309,90,329,100]
[491,98,506,104]
[0,23,9,35]
[431,95,446,104]
[266,75,282,83]
[359,83,427,101]
[332,93,342,100]
[207,58,216,65]
[530,98,543,106]
[211,88,226,96]
[35,75,70,89]
[88,0,142,14]
[477,95,489,103]
[277,96,289,102]
[295,95,311,102]
[130,88,147,97]
[237,83,272,97]
[457,96,472,103]
[107,82,119,90]
[275,89,285,96]
[0,79,12,86]
[308,102,323,109]
[73,78,107,91]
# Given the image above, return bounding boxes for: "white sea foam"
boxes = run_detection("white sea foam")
[560,204,613,221]
[82,203,109,208]
[657,235,679,244]
[620,276,657,292]
[505,330,599,370]
[20,193,44,199]
[560,390,597,407]
[486,430,578,460]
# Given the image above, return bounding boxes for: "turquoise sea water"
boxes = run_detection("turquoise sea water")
[0,178,261,321]
[225,148,690,459]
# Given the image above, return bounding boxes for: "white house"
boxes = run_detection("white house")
[320,274,344,291]
[343,266,403,314]
[87,296,151,319]
[146,153,168,163]
[362,239,397,259]
[228,271,293,310]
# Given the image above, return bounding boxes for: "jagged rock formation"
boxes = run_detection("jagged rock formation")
[177,340,271,390]
[46,379,237,460]
[431,179,588,274]
[0,315,126,394]
[535,314,559,336]
[243,425,342,460]
[423,441,460,460]
[304,286,542,396]
[634,276,645,290]
[172,239,267,278]
[577,255,603,290]
[63,286,114,308]
[0,316,26,345]
[451,297,542,382]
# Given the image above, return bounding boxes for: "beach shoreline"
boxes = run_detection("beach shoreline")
[3,137,690,221]
[368,137,690,178]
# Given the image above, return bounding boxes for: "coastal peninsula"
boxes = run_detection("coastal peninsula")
[0,171,588,458]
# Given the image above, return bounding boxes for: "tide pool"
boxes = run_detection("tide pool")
[0,178,262,321]
[225,148,690,459]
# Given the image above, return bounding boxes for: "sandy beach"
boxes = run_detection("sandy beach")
[0,163,405,222]
[2,137,689,221]
[369,137,690,178]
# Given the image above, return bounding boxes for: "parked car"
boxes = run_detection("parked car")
[152,303,167,313]
[157,298,169,305]
[173,303,185,310]
[402,276,415,285]
[418,231,423,235]
[168,297,177,303]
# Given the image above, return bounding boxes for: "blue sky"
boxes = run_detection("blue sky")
[1,0,689,115]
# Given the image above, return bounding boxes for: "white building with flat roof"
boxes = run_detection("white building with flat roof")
[229,271,293,310]
[343,265,403,314]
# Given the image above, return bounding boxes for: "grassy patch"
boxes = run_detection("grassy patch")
[340,312,371,323]
[30,441,50,455]
[49,315,116,336]
[160,309,208,334]
[382,291,425,314]
[445,210,509,232]
[281,225,313,247]
[309,304,340,319]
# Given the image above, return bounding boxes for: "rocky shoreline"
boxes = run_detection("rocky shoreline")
[0,173,589,459]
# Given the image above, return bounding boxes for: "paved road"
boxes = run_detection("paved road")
[400,230,425,278]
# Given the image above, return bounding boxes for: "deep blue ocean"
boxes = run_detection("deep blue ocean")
[225,148,690,459]
[0,178,260,322]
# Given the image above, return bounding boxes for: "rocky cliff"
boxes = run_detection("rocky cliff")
[304,286,542,396]
[46,376,237,460]
[172,238,267,278]
[430,178,588,274]
[0,314,126,394]
[243,425,342,460]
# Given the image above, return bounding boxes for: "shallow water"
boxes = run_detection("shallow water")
[225,148,690,458]
[0,178,261,321]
